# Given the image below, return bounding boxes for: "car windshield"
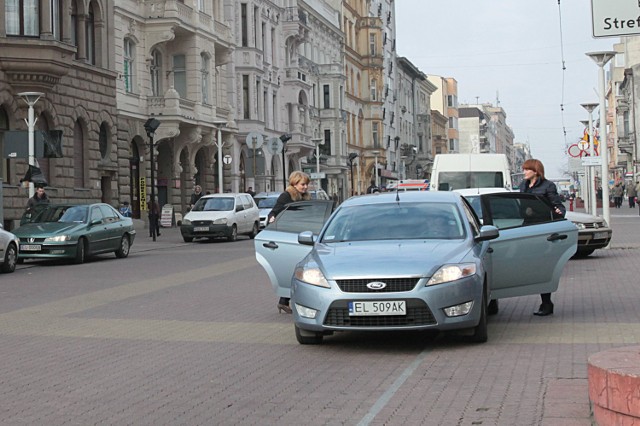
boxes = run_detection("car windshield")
[257,197,277,208]
[193,197,234,211]
[321,202,465,242]
[58,206,88,223]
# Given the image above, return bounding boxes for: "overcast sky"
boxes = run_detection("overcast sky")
[395,0,617,178]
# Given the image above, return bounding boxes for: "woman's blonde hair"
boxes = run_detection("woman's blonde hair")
[286,171,311,201]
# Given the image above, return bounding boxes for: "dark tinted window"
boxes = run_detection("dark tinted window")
[483,194,554,229]
[269,201,333,234]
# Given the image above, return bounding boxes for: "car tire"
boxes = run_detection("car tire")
[115,235,130,258]
[227,225,238,242]
[1,243,17,273]
[74,238,87,264]
[295,325,323,345]
[183,236,193,243]
[487,299,499,316]
[574,248,595,258]
[249,222,259,239]
[470,290,488,343]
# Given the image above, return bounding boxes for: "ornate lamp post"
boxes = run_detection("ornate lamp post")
[17,92,44,198]
[348,153,358,196]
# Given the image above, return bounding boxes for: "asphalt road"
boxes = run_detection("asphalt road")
[1,207,639,425]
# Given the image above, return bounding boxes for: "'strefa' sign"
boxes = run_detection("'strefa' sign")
[592,0,640,38]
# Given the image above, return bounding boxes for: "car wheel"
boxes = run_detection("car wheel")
[487,299,499,316]
[227,225,238,242]
[183,236,193,243]
[1,243,17,273]
[574,248,595,258]
[249,222,259,239]
[115,235,130,258]
[470,290,488,343]
[295,325,323,345]
[74,238,87,264]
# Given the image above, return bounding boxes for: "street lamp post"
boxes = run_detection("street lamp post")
[17,92,44,198]
[280,134,292,190]
[348,153,358,196]
[144,118,160,242]
[372,150,380,188]
[311,138,324,191]
[582,103,599,215]
[212,120,227,193]
[587,51,616,234]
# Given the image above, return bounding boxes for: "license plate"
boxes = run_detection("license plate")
[348,300,406,316]
[594,231,609,239]
[20,244,41,251]
[193,226,209,232]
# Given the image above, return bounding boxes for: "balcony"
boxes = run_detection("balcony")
[282,6,309,41]
[0,38,75,92]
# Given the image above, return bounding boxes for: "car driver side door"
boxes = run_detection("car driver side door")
[254,200,335,298]
[479,192,578,299]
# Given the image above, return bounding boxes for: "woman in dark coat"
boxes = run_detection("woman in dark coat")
[519,158,566,316]
[269,171,312,314]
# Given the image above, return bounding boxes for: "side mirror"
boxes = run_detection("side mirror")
[89,219,102,226]
[298,231,315,246]
[475,225,499,242]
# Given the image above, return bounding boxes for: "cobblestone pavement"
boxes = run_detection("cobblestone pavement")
[0,205,638,425]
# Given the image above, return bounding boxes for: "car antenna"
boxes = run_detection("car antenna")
[395,184,400,202]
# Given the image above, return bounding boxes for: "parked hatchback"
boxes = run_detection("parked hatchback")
[180,193,259,242]
[254,192,281,229]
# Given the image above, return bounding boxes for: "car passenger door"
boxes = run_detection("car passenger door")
[99,205,123,250]
[479,192,578,299]
[254,200,335,298]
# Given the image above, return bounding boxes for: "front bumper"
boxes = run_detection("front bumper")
[18,242,78,259]
[291,275,484,333]
[180,224,232,239]
[577,228,612,250]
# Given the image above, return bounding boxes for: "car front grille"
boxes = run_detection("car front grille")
[323,299,436,327]
[191,220,212,226]
[336,278,420,293]
[582,222,603,229]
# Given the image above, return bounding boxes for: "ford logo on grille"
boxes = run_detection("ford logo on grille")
[366,281,387,290]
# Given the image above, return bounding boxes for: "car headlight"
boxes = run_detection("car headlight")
[427,263,477,286]
[44,235,71,242]
[213,218,228,225]
[572,221,585,230]
[182,218,191,225]
[294,262,330,288]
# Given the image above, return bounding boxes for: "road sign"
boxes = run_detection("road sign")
[591,0,640,38]
[264,137,283,155]
[246,132,264,149]
[578,140,589,151]
[223,154,232,164]
[582,157,603,167]
[310,172,326,179]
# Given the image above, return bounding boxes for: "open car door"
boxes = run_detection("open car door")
[478,192,578,299]
[254,200,335,298]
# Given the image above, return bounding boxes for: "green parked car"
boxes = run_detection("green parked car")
[14,203,136,264]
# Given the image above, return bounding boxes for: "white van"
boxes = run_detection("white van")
[431,153,512,191]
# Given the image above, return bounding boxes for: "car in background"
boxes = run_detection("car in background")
[255,191,577,345]
[308,189,330,200]
[0,224,19,273]
[180,193,259,242]
[457,187,610,258]
[13,203,136,264]
[254,192,281,229]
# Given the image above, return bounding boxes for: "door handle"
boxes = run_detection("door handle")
[263,241,278,249]
[487,247,494,253]
[547,233,568,241]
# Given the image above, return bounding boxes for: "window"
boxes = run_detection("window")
[370,79,377,101]
[70,0,78,48]
[201,53,210,104]
[99,122,109,160]
[85,7,95,64]
[150,50,162,96]
[173,54,186,98]
[447,94,458,108]
[51,0,62,40]
[323,84,330,109]
[0,108,10,184]
[73,120,85,188]
[449,139,456,151]
[124,39,134,93]
[243,75,250,119]
[372,122,379,148]
[241,3,248,47]
[369,33,376,56]
[6,0,38,36]
[198,0,205,12]
[321,129,331,156]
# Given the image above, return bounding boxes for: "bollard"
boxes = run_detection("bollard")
[569,198,574,212]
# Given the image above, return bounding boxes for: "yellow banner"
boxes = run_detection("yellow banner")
[139,177,147,211]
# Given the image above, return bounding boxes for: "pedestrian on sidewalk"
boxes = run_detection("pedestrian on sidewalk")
[612,182,624,208]
[627,182,637,208]
[519,158,566,317]
[148,197,161,237]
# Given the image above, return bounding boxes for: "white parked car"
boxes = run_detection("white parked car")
[180,193,259,242]
[0,224,19,273]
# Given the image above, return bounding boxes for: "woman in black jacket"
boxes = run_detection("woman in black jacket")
[269,171,312,314]
[519,159,566,316]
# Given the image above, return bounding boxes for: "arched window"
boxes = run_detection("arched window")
[201,53,210,104]
[124,38,135,93]
[73,120,85,187]
[99,122,109,161]
[370,79,377,101]
[150,50,162,96]
[5,0,39,36]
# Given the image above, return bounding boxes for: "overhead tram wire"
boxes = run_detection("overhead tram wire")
[557,0,568,146]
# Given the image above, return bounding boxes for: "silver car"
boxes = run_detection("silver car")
[0,224,19,273]
[255,191,578,345]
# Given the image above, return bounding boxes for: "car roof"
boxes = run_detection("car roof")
[201,193,247,198]
[254,192,281,198]
[340,191,461,207]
